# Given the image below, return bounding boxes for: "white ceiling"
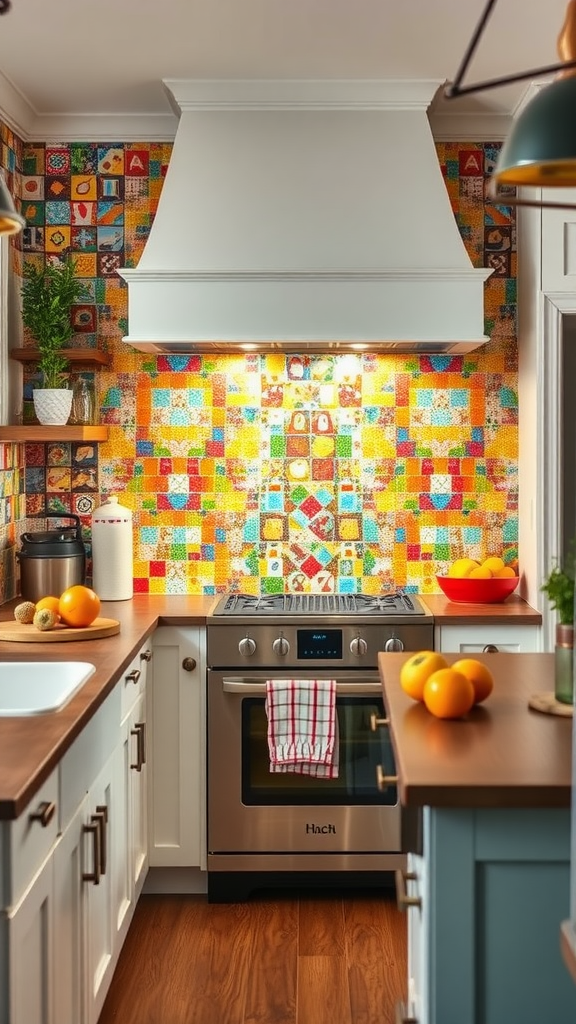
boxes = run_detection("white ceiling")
[0,0,568,140]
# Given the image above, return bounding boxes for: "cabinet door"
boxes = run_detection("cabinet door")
[435,623,540,653]
[129,689,148,898]
[148,627,206,867]
[114,688,148,951]
[541,191,576,292]
[405,851,429,1024]
[85,753,118,1024]
[53,797,88,1024]
[8,851,54,1024]
[424,807,576,1024]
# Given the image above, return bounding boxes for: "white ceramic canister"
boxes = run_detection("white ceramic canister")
[91,495,134,600]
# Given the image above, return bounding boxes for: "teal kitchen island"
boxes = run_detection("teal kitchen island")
[378,651,576,1024]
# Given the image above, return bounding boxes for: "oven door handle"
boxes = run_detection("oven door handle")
[222,677,382,696]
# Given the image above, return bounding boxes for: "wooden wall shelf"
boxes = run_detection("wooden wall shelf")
[9,348,111,368]
[0,426,109,442]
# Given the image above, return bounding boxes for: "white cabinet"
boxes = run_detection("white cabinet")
[0,640,152,1024]
[540,189,576,292]
[114,645,150,949]
[83,752,118,1024]
[517,189,576,642]
[0,771,59,1024]
[52,795,87,1024]
[6,848,54,1024]
[435,622,540,653]
[148,627,206,873]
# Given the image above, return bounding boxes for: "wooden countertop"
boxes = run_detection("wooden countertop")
[378,651,571,810]
[0,593,542,820]
[421,593,542,624]
[0,595,216,820]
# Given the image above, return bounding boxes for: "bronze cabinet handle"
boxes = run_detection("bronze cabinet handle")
[140,649,152,663]
[28,799,56,828]
[395,869,422,911]
[370,712,389,731]
[93,805,108,875]
[182,657,197,672]
[376,764,398,792]
[125,668,141,685]
[482,644,499,653]
[82,821,101,885]
[130,721,146,771]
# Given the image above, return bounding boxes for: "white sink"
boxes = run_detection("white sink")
[0,662,96,715]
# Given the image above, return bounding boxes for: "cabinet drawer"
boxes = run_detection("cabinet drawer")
[121,644,151,722]
[0,768,59,909]
[59,685,120,830]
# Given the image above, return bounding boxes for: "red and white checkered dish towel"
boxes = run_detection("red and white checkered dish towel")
[265,679,339,779]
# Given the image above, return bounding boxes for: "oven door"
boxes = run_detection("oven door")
[207,670,401,856]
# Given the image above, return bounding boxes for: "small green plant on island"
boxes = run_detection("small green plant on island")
[541,544,576,626]
[21,256,84,389]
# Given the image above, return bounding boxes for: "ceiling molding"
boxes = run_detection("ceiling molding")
[23,112,178,144]
[163,77,446,111]
[0,69,178,142]
[0,66,514,145]
[429,111,511,141]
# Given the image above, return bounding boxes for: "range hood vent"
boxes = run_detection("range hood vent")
[120,80,492,355]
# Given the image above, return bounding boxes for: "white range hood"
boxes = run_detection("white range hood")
[120,79,492,355]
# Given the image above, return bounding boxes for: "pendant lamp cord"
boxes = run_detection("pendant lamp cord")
[446,0,576,98]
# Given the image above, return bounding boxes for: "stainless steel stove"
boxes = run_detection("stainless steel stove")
[205,591,429,901]
[207,591,433,670]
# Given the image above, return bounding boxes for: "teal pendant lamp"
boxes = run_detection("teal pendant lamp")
[496,75,576,188]
[446,0,576,208]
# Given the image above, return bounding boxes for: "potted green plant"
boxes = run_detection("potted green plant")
[21,255,84,425]
[541,547,575,704]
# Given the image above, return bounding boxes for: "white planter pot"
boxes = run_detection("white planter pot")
[33,388,73,426]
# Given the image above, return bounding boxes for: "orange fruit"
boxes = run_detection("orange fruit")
[399,650,448,702]
[495,566,516,578]
[468,565,492,578]
[58,585,101,628]
[422,667,475,719]
[451,658,494,704]
[481,556,505,575]
[35,595,61,618]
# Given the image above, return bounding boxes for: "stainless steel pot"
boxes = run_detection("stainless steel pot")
[17,513,86,602]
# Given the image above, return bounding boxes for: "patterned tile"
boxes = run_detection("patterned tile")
[0,138,520,596]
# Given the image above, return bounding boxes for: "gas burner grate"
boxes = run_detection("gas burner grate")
[214,592,426,617]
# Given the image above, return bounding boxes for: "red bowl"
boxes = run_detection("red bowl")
[436,575,519,604]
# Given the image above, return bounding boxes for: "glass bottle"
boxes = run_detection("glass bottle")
[70,377,96,425]
[554,623,574,704]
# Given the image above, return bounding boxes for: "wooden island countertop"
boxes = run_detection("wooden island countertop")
[378,651,571,809]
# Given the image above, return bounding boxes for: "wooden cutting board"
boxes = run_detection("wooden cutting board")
[0,617,120,642]
[528,691,573,717]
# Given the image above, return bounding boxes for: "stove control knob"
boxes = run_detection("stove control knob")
[238,636,257,657]
[350,636,368,657]
[272,636,290,657]
[384,637,404,652]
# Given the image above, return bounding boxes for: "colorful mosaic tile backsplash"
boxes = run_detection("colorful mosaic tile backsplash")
[0,132,518,601]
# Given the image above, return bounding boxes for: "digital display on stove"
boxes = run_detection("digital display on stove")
[297,629,343,659]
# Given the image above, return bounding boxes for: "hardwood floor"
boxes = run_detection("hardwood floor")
[98,889,407,1024]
